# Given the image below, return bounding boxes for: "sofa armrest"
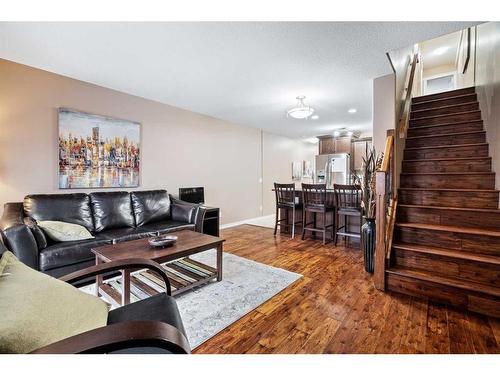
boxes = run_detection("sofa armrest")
[169,196,200,225]
[0,203,39,269]
[30,320,190,354]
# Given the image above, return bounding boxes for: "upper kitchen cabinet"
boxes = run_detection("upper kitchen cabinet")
[318,136,351,154]
[352,138,373,171]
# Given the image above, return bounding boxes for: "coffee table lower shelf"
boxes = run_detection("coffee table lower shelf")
[98,257,218,307]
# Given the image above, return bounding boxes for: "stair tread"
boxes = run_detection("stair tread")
[411,92,477,106]
[405,142,488,151]
[399,187,499,192]
[409,109,481,122]
[399,204,500,213]
[403,157,491,162]
[386,266,500,297]
[410,102,479,114]
[396,222,500,237]
[406,130,485,140]
[408,119,483,130]
[392,243,500,265]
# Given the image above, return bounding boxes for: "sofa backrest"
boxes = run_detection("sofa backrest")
[89,192,135,232]
[130,190,171,226]
[24,194,94,232]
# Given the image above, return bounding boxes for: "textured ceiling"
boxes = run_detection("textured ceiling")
[0,22,478,139]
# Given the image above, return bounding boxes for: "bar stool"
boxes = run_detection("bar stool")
[273,183,302,239]
[301,183,335,245]
[333,184,363,246]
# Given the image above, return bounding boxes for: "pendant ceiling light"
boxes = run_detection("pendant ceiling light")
[287,95,314,119]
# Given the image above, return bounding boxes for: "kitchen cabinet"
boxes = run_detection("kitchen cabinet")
[352,139,373,171]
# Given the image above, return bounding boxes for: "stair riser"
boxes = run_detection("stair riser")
[410,111,481,127]
[397,206,500,230]
[393,249,500,287]
[398,190,499,209]
[395,226,500,256]
[386,273,500,317]
[411,94,477,111]
[410,102,479,119]
[407,121,483,137]
[400,174,495,189]
[402,159,492,173]
[405,132,485,148]
[412,87,476,103]
[404,144,489,160]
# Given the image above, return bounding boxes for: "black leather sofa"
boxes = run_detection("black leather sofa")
[0,190,208,279]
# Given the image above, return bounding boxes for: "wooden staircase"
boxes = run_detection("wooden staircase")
[385,87,500,318]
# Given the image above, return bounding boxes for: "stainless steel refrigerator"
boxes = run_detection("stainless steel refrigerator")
[315,153,351,188]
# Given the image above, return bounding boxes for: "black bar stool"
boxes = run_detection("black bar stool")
[273,183,302,239]
[301,183,335,245]
[333,184,363,246]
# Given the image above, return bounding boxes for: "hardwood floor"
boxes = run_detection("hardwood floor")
[194,224,500,354]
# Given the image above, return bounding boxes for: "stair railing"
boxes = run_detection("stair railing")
[398,52,420,139]
[374,133,395,290]
[374,49,420,291]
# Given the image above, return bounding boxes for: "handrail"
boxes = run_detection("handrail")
[380,134,394,172]
[374,134,396,290]
[398,52,419,139]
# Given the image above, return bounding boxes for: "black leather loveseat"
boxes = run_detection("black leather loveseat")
[0,190,208,278]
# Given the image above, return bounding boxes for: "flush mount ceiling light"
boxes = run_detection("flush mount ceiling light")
[287,96,315,119]
[348,108,357,114]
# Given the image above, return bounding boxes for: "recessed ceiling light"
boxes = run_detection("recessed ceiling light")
[333,131,340,137]
[434,46,449,56]
[311,115,319,120]
[347,131,354,137]
[348,108,357,114]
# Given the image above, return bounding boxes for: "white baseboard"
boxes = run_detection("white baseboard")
[220,214,275,229]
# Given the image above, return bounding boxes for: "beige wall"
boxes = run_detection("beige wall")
[372,74,396,156]
[0,59,313,224]
[475,22,500,195]
[262,133,316,216]
[423,64,455,79]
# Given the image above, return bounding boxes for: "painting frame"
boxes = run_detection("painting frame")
[292,161,302,181]
[58,108,141,189]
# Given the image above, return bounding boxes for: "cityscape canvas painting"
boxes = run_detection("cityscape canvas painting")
[58,108,140,189]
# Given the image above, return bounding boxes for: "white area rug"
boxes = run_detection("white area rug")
[81,249,302,349]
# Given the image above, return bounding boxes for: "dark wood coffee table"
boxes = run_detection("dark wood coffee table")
[92,230,225,306]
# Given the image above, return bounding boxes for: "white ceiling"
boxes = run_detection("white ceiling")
[0,22,478,139]
[420,30,462,70]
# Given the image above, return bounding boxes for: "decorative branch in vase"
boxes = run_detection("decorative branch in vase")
[353,148,383,273]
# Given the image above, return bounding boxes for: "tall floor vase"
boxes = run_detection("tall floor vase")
[361,217,376,273]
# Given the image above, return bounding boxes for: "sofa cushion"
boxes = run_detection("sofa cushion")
[130,190,171,226]
[141,220,195,235]
[39,237,111,271]
[24,193,94,232]
[0,251,109,353]
[89,192,135,232]
[95,227,156,243]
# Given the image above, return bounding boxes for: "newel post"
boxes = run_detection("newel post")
[374,171,387,290]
